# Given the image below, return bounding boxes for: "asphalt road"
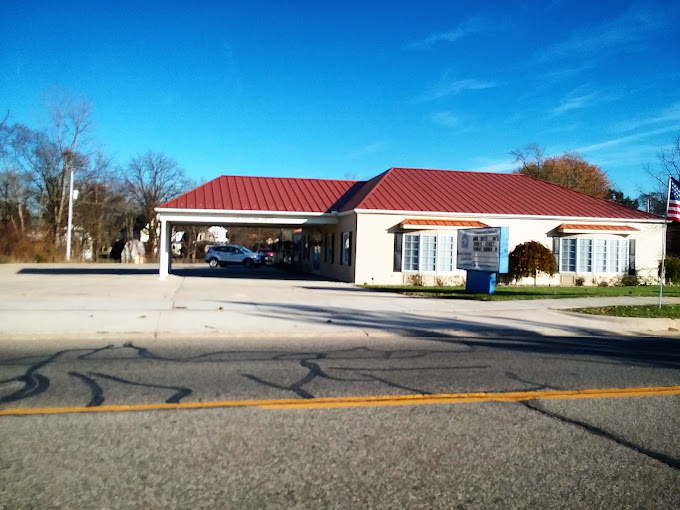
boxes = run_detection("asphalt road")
[2,333,680,509]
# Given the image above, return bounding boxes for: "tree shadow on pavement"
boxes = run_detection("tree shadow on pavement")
[16,265,333,281]
[172,266,330,281]
[18,267,159,276]
[223,301,680,370]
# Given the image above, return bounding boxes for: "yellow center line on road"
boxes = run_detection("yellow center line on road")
[2,384,680,416]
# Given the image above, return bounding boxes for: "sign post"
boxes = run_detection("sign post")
[457,227,509,294]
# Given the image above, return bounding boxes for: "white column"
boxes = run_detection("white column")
[66,170,75,261]
[159,219,170,280]
[166,222,173,274]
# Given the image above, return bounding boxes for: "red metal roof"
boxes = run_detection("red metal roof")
[350,168,658,220]
[158,175,361,213]
[159,168,660,221]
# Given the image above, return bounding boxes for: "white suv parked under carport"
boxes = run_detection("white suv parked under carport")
[205,244,263,268]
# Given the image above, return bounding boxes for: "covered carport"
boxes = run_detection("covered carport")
[155,209,339,279]
[154,174,363,280]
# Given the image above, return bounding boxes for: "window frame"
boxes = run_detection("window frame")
[438,235,456,272]
[558,237,629,275]
[560,238,577,273]
[593,239,607,273]
[403,233,419,271]
[401,232,457,273]
[578,239,592,273]
[420,235,437,272]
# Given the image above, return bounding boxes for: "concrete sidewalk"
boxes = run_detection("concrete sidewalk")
[1,263,679,341]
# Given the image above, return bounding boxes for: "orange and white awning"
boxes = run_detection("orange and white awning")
[558,223,639,234]
[400,219,489,229]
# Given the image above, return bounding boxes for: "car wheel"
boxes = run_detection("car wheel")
[208,258,219,268]
[243,258,254,268]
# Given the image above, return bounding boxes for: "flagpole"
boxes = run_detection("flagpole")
[660,176,671,309]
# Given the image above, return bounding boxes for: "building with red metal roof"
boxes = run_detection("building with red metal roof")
[156,168,664,285]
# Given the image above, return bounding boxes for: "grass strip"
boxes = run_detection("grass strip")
[364,285,680,301]
[570,304,680,318]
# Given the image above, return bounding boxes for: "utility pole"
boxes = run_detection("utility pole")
[66,169,75,261]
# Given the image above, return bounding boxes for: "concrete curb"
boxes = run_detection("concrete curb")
[1,308,678,342]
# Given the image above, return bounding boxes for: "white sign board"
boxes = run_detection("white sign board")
[456,227,509,273]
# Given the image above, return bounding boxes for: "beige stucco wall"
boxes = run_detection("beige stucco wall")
[300,214,357,283]
[351,211,665,286]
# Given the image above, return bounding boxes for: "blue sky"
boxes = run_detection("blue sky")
[2,1,679,198]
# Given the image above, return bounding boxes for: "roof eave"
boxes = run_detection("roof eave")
[155,207,335,217]
[351,208,664,223]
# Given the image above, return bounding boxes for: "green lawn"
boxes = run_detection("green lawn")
[364,284,680,301]
[570,304,680,318]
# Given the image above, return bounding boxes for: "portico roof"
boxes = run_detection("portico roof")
[158,175,361,213]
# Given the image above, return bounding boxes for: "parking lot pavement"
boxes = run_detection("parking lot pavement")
[1,263,679,341]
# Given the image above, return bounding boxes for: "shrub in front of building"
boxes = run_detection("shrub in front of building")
[508,241,558,286]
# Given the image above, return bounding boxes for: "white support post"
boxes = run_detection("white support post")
[66,170,75,261]
[166,221,172,274]
[159,219,170,280]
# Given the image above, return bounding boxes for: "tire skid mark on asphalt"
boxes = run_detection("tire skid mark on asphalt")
[0,350,66,403]
[0,344,196,408]
[88,372,192,404]
[67,372,104,407]
[2,384,680,416]
[2,341,679,417]
[0,342,483,408]
[241,350,438,399]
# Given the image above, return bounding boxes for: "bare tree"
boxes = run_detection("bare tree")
[1,96,94,249]
[123,151,191,260]
[510,143,546,179]
[0,100,126,261]
[644,134,680,187]
[30,137,90,244]
[657,134,680,178]
[44,92,93,246]
[641,134,680,215]
[177,225,207,262]
[71,153,129,260]
[0,121,34,236]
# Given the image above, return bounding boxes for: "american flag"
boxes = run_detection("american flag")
[668,177,680,222]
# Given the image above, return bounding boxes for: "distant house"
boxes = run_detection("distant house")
[140,223,229,258]
[201,226,229,244]
[156,167,664,285]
